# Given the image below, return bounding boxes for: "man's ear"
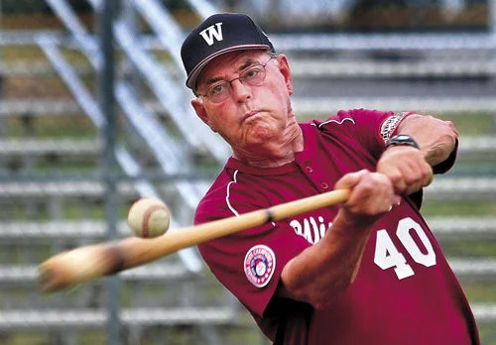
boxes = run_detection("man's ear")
[191,98,217,132]
[276,54,293,96]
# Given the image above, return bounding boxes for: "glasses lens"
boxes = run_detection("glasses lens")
[242,65,266,86]
[207,82,230,102]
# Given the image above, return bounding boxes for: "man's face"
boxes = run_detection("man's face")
[191,50,294,154]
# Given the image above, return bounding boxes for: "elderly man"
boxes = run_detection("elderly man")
[181,13,479,345]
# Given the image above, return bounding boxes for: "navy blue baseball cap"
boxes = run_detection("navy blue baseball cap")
[181,13,275,90]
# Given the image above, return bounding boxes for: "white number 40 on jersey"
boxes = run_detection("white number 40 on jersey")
[374,217,436,280]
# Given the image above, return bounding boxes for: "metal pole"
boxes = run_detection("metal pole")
[98,1,121,344]
[0,0,5,138]
[491,0,496,36]
[491,0,496,132]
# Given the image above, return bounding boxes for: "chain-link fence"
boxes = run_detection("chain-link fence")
[1,0,495,344]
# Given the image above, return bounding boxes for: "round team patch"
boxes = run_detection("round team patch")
[244,245,276,288]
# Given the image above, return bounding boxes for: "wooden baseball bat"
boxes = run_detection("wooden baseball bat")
[39,188,350,292]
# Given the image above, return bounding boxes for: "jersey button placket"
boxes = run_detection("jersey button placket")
[320,182,329,190]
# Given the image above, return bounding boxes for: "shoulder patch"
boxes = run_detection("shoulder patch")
[244,245,276,288]
[380,112,409,144]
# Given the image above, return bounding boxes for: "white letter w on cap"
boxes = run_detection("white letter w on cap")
[199,22,223,46]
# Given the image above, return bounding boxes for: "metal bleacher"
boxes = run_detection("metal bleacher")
[0,0,240,344]
[0,0,495,344]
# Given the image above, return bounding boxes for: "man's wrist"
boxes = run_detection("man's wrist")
[385,134,419,150]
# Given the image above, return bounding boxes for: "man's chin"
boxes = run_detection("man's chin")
[246,121,279,138]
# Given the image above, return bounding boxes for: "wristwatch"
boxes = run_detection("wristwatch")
[385,134,419,149]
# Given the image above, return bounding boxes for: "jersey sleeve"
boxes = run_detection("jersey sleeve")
[316,109,413,159]
[321,109,458,173]
[194,183,311,319]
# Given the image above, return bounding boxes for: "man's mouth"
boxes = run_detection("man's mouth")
[243,110,262,122]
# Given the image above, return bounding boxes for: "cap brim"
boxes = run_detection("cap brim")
[186,44,270,90]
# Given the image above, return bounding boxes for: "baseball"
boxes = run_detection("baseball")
[127,198,171,238]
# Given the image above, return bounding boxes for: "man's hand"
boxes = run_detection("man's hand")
[377,145,433,195]
[377,113,459,195]
[335,169,399,227]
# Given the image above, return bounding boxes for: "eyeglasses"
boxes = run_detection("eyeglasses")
[197,57,275,103]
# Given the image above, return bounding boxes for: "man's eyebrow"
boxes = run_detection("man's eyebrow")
[205,76,224,86]
[238,58,257,71]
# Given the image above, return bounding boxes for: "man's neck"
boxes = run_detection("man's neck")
[232,124,304,168]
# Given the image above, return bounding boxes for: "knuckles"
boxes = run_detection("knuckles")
[344,171,393,217]
[378,144,433,194]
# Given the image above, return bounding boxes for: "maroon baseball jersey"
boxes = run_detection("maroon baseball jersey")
[194,109,479,345]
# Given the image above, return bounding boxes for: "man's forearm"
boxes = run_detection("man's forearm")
[279,209,374,310]
[396,114,459,167]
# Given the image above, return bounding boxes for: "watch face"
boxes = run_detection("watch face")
[387,134,419,149]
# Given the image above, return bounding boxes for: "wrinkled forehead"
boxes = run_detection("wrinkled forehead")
[196,49,269,89]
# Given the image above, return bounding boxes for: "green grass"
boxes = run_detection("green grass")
[442,240,496,257]
[479,324,496,345]
[6,116,96,138]
[0,198,133,221]
[460,280,496,303]
[421,200,496,217]
[0,332,107,345]
[450,160,496,175]
[437,112,496,136]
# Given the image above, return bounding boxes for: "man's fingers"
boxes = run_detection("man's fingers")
[377,145,436,196]
[334,169,368,190]
[381,158,434,196]
[341,172,395,217]
[392,194,402,206]
[402,162,433,195]
[385,168,407,194]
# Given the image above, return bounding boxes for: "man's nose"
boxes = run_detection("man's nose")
[231,79,251,103]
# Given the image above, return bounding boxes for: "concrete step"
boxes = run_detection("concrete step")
[0,258,492,284]
[0,181,136,198]
[448,258,496,277]
[292,96,496,114]
[272,32,496,52]
[425,177,496,200]
[0,306,237,330]
[0,216,493,240]
[290,58,496,78]
[0,220,130,239]
[0,177,493,199]
[3,95,496,118]
[0,263,193,284]
[0,136,493,157]
[0,303,491,330]
[429,217,496,238]
[472,303,496,323]
[0,138,100,156]
[0,99,82,116]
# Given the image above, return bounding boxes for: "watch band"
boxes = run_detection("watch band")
[385,134,419,149]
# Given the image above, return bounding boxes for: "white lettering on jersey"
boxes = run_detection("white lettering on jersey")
[199,22,224,46]
[374,216,437,280]
[290,216,332,244]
